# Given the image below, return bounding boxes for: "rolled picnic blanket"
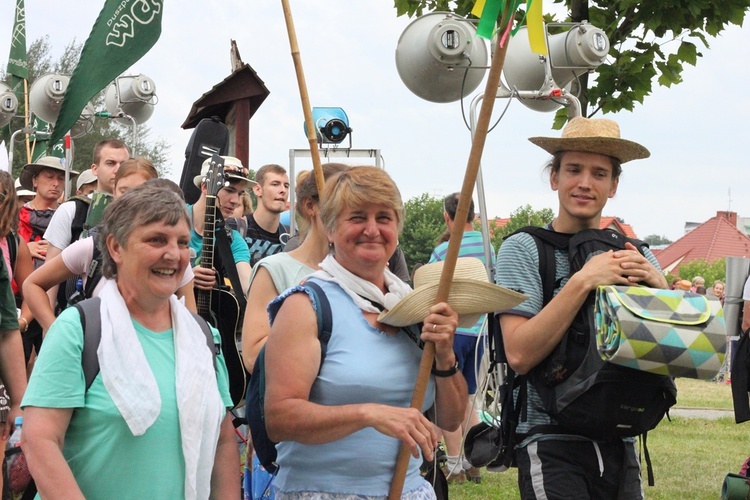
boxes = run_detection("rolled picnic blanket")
[595,285,726,380]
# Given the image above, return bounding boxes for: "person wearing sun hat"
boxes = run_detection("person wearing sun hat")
[14,178,35,208]
[188,155,252,297]
[17,156,79,269]
[495,116,667,499]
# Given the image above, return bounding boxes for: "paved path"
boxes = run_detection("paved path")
[670,406,735,420]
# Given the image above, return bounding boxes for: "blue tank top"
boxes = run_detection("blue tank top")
[271,279,436,496]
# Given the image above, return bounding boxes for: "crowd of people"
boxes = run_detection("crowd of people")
[0,115,741,500]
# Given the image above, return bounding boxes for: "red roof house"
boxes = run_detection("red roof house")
[600,217,637,238]
[655,211,750,275]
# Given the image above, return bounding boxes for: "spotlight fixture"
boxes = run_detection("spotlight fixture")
[304,107,352,145]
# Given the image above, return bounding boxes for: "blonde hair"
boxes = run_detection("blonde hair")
[114,157,158,187]
[319,167,404,234]
[240,190,253,215]
[295,163,350,236]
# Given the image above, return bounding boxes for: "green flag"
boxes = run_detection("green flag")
[50,0,164,145]
[4,0,27,162]
[29,117,65,162]
[7,0,28,84]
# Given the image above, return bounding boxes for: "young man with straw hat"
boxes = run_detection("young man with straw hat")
[495,117,667,499]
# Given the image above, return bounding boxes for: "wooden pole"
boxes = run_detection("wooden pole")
[280,0,325,195]
[388,27,511,500]
[23,79,31,163]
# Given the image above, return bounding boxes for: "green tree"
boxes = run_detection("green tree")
[1,36,170,178]
[675,258,726,285]
[400,193,445,272]
[483,204,555,251]
[393,1,750,120]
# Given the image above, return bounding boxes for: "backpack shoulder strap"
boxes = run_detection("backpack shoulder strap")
[75,298,217,392]
[189,311,220,360]
[5,232,18,273]
[75,297,102,391]
[300,280,333,365]
[70,197,91,242]
[83,228,104,299]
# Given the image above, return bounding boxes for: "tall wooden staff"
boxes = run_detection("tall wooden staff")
[388,15,512,500]
[280,0,325,195]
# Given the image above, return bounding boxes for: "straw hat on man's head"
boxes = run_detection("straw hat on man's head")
[378,257,527,328]
[529,117,650,164]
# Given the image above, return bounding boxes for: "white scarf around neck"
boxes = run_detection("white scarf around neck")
[314,254,412,312]
[96,280,224,499]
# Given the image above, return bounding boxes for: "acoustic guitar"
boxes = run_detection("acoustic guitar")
[196,155,247,408]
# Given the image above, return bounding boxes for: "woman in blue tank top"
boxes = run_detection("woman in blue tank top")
[263,167,468,499]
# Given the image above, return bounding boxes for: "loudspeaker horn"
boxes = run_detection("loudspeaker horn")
[0,83,18,128]
[396,12,488,103]
[29,73,69,124]
[105,74,157,125]
[502,23,609,112]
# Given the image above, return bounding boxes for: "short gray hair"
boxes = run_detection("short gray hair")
[98,181,191,279]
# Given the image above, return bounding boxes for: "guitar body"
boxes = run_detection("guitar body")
[199,288,246,408]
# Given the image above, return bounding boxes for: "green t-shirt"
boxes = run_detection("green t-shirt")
[22,306,233,499]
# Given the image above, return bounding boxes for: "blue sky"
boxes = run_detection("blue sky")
[2,1,748,242]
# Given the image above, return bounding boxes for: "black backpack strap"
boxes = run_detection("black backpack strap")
[506,226,568,307]
[84,228,104,300]
[189,310,220,359]
[75,297,217,391]
[6,232,18,273]
[70,197,91,242]
[75,297,102,391]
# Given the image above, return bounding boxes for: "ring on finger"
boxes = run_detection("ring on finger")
[432,323,437,332]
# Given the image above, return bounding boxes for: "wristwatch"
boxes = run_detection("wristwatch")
[431,358,460,377]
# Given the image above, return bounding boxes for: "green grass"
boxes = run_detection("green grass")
[674,378,733,409]
[448,380,747,499]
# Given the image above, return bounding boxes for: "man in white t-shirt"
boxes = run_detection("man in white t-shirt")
[44,140,130,259]
[42,140,129,314]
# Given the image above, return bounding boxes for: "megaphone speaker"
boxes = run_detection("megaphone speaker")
[105,74,157,125]
[503,24,609,113]
[29,73,69,124]
[0,83,18,128]
[396,12,488,103]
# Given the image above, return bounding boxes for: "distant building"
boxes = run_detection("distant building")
[600,216,637,238]
[657,211,750,275]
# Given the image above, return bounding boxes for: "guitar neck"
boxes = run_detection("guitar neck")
[197,196,218,318]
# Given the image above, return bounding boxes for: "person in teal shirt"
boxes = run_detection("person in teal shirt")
[22,183,239,499]
[188,156,252,298]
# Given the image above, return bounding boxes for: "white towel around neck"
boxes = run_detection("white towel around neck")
[314,254,412,312]
[96,280,225,499]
